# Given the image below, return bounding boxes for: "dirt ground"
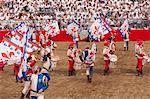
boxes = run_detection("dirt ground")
[0,41,150,99]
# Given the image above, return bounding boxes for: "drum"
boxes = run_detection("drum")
[143,56,150,65]
[51,56,60,69]
[74,57,82,70]
[109,54,118,68]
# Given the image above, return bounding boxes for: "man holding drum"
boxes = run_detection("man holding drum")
[79,45,96,83]
[103,40,111,75]
[135,40,146,76]
[67,43,76,76]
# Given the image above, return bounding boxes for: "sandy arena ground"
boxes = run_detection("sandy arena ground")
[0,41,150,99]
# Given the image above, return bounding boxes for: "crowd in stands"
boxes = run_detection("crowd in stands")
[0,0,149,30]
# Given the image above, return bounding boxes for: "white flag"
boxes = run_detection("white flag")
[43,20,60,37]
[119,19,129,38]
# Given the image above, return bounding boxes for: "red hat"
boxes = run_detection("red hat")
[90,52,94,56]
[137,40,143,45]
[47,41,51,46]
[85,47,90,49]
[111,29,115,33]
[42,44,47,47]
[69,43,74,47]
[104,40,110,46]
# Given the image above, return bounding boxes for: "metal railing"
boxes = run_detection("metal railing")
[0,18,149,30]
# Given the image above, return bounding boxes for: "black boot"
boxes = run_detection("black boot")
[20,93,25,99]
[103,69,108,76]
[26,90,30,99]
[72,70,76,76]
[124,47,126,51]
[89,77,92,83]
[136,70,140,76]
[68,71,71,76]
[16,76,18,83]
[136,66,138,70]
[87,75,90,82]
[140,70,143,77]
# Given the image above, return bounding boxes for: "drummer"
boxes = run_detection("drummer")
[103,40,111,75]
[135,40,146,76]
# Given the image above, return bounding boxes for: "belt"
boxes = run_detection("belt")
[43,67,49,71]
[31,90,38,93]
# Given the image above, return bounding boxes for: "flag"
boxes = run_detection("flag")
[79,30,89,40]
[90,18,112,41]
[67,22,79,35]
[18,28,29,80]
[119,19,129,38]
[10,31,39,53]
[43,20,60,37]
[0,38,31,65]
[11,22,32,39]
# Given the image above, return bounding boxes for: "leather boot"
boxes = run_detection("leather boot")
[20,93,25,99]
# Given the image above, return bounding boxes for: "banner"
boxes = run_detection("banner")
[0,38,31,65]
[43,20,60,37]
[11,22,32,39]
[90,18,112,41]
[18,27,29,79]
[119,19,129,38]
[67,22,79,36]
[10,31,39,53]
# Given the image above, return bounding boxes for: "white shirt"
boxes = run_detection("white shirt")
[103,46,110,60]
[30,74,38,91]
[67,48,75,60]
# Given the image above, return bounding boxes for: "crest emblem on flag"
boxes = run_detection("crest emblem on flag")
[0,38,31,65]
[10,31,39,53]
[119,19,129,38]
[90,18,112,41]
[67,22,79,35]
[43,20,60,37]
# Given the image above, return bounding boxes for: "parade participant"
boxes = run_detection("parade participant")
[72,27,79,49]
[20,70,32,99]
[84,45,96,83]
[135,40,146,76]
[67,43,76,76]
[103,40,111,75]
[123,32,130,51]
[20,55,49,99]
[0,59,7,72]
[46,39,57,56]
[47,40,59,70]
[84,51,95,83]
[30,66,49,99]
[74,49,82,70]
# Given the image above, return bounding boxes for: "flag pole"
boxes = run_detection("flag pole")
[21,28,29,72]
